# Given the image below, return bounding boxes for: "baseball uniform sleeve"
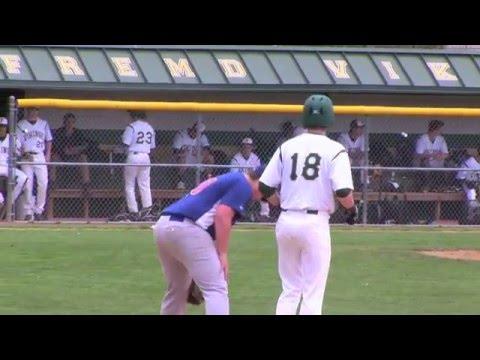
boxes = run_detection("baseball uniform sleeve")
[259,147,282,188]
[15,137,22,156]
[415,136,426,154]
[201,134,210,147]
[45,122,53,142]
[230,156,240,172]
[219,179,252,214]
[150,127,156,149]
[441,137,448,154]
[253,154,262,168]
[359,135,366,151]
[337,133,347,148]
[330,149,354,191]
[172,131,183,150]
[15,126,25,149]
[122,125,134,146]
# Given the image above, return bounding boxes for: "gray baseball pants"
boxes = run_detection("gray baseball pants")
[152,215,229,315]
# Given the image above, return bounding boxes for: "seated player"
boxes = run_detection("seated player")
[230,137,270,221]
[413,120,449,191]
[172,122,211,189]
[456,148,480,223]
[0,117,28,216]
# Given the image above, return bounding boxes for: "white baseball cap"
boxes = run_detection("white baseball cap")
[241,137,254,145]
[0,117,8,126]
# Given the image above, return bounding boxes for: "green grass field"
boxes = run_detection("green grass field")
[1,226,480,315]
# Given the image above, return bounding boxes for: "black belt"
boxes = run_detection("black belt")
[26,152,39,155]
[162,213,189,222]
[131,152,148,155]
[281,208,319,215]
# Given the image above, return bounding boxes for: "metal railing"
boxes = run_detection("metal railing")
[1,96,479,225]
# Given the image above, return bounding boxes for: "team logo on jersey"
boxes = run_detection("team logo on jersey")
[190,177,218,195]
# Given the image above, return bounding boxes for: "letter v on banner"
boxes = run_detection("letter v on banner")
[322,59,350,79]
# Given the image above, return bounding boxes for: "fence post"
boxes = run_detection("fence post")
[361,116,369,225]
[6,96,17,222]
[195,114,203,186]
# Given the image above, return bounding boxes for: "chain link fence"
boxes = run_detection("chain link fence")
[1,104,480,225]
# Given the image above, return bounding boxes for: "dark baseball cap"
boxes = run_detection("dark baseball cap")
[128,110,146,119]
[350,119,365,129]
[428,120,444,131]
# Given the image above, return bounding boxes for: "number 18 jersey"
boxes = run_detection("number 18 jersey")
[122,120,156,154]
[260,132,354,214]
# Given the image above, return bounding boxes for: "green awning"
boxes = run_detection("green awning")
[1,45,480,94]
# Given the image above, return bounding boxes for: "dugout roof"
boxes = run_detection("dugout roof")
[2,45,480,94]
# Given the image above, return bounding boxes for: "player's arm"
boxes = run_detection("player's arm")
[438,138,449,160]
[230,157,240,172]
[150,127,156,150]
[15,137,22,157]
[414,139,432,160]
[122,125,134,148]
[44,122,53,162]
[216,180,253,280]
[45,141,52,162]
[259,147,282,206]
[172,133,186,162]
[331,149,357,225]
[214,204,235,280]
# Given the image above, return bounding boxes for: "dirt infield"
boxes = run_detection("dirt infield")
[419,250,480,261]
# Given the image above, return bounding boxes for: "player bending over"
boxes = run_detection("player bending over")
[152,166,277,315]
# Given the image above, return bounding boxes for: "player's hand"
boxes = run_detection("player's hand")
[344,205,358,225]
[219,253,229,282]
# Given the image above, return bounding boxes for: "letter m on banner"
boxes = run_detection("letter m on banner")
[163,58,196,78]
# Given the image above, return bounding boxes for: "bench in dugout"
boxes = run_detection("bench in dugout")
[45,187,467,223]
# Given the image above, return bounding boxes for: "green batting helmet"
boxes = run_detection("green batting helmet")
[302,94,335,129]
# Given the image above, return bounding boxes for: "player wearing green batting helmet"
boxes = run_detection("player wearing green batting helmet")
[302,94,335,129]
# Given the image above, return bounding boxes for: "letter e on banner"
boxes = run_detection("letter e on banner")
[111,57,138,77]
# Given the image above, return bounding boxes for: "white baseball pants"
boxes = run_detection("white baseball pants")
[0,166,28,202]
[153,216,229,315]
[21,153,48,216]
[275,211,332,315]
[124,153,152,213]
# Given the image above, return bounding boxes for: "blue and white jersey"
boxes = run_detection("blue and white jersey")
[160,172,252,234]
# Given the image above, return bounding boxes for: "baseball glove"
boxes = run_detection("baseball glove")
[187,280,204,305]
[22,153,34,162]
[344,205,358,225]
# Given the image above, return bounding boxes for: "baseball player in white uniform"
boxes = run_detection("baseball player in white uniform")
[414,120,449,191]
[230,137,270,218]
[456,148,480,222]
[122,110,156,215]
[0,117,27,206]
[259,95,358,315]
[414,120,449,168]
[337,120,366,189]
[16,107,52,220]
[172,122,210,189]
[337,119,366,167]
